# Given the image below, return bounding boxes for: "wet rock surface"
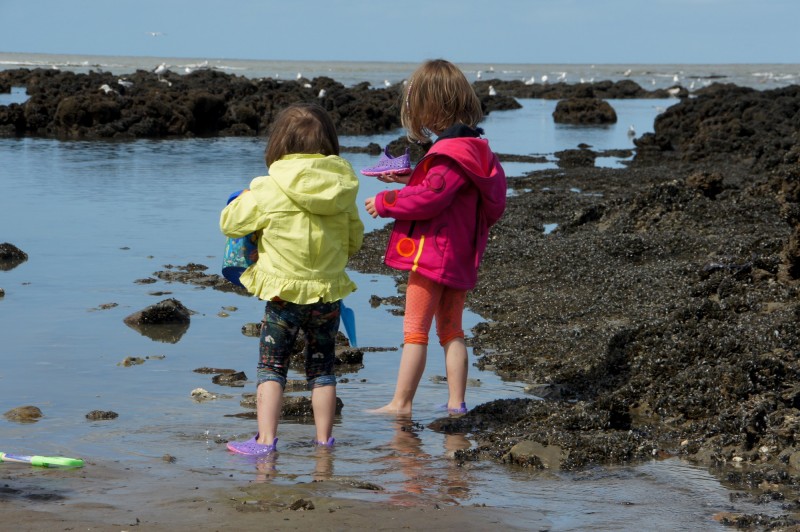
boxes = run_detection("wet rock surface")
[349,84,800,524]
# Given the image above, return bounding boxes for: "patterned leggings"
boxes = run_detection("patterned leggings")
[257,299,340,389]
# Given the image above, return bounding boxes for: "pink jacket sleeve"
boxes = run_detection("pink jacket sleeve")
[374,159,467,220]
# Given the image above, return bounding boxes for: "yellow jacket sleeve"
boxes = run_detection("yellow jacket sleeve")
[219,189,269,238]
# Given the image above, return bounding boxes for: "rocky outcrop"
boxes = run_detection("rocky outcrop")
[634,83,800,171]
[552,97,617,125]
[0,68,403,139]
[0,68,680,140]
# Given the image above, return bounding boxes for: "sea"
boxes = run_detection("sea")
[1,52,798,530]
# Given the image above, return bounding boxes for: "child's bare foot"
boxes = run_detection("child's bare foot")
[366,404,412,416]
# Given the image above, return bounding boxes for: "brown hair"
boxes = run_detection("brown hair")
[264,103,340,166]
[400,59,483,143]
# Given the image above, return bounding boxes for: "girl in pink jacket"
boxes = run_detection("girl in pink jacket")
[365,59,506,416]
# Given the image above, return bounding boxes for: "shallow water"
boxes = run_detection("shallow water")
[0,100,788,529]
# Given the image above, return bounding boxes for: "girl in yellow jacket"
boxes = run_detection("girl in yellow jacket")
[221,103,364,456]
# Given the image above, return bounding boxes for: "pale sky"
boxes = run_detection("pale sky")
[0,0,797,64]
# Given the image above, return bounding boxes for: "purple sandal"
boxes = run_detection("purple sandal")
[361,146,412,176]
[446,402,468,416]
[312,437,335,448]
[227,435,278,456]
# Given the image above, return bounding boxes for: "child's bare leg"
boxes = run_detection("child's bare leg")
[256,380,283,444]
[370,343,427,415]
[444,337,468,409]
[311,384,336,442]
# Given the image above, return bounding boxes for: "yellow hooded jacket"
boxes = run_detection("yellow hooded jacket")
[220,153,364,304]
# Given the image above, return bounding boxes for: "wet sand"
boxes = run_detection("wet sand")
[1,458,542,531]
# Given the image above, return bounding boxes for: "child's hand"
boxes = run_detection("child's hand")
[376,172,410,185]
[364,197,379,218]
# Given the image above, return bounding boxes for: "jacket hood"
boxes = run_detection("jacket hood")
[426,137,507,226]
[268,154,359,216]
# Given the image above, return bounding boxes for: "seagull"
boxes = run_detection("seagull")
[99,84,116,95]
[623,69,632,77]
[303,82,312,89]
[154,63,168,78]
[184,67,193,74]
[667,87,680,97]
[541,74,548,84]
[147,31,166,37]
[627,125,636,138]
[117,78,133,89]
[383,79,391,88]
[488,85,497,97]
[673,74,680,83]
[296,72,303,80]
[476,70,482,80]
[318,88,327,99]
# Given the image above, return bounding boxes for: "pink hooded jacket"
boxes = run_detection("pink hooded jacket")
[374,136,506,290]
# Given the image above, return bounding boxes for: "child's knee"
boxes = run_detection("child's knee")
[438,331,464,347]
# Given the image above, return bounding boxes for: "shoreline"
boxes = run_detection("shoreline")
[2,71,800,528]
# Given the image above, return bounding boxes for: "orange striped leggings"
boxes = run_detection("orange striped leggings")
[403,271,467,346]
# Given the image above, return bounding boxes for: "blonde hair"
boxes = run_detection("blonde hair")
[265,103,340,166]
[400,59,483,143]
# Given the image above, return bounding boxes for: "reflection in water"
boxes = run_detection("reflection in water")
[0,257,27,271]
[442,433,472,500]
[377,418,475,507]
[254,454,278,483]
[249,445,333,483]
[313,445,334,482]
[123,322,190,343]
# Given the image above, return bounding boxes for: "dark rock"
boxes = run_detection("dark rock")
[123,298,192,343]
[686,170,724,198]
[123,298,191,325]
[0,242,28,271]
[212,371,248,387]
[552,98,617,125]
[555,148,597,168]
[85,410,119,420]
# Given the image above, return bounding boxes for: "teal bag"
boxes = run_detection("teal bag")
[222,189,258,288]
